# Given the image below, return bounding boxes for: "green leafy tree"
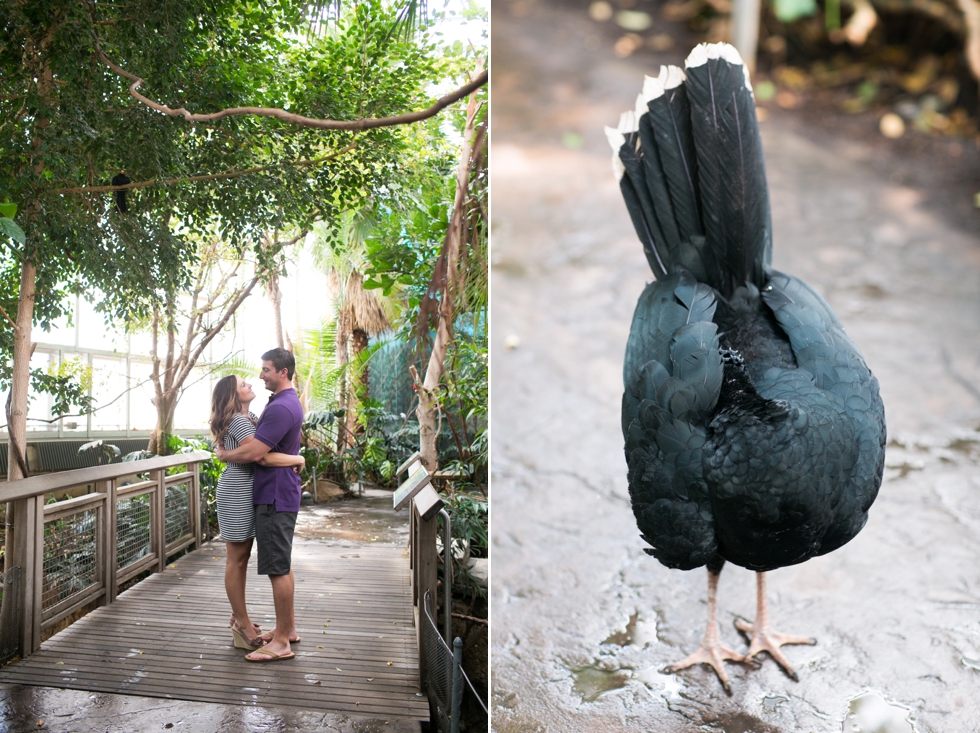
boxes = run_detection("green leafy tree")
[1,0,483,479]
[309,212,401,447]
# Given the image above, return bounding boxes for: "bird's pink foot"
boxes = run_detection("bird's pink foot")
[665,642,749,694]
[734,618,815,681]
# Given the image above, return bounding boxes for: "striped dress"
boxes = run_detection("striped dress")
[216,412,257,542]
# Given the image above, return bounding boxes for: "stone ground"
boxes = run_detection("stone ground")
[489,1,980,731]
[0,490,420,733]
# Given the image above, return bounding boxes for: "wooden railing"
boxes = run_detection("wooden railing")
[0,451,211,658]
[393,452,453,687]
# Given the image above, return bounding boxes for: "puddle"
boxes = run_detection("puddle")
[635,666,683,699]
[844,692,916,733]
[961,657,980,671]
[886,460,925,478]
[571,664,629,702]
[762,694,788,710]
[703,712,781,733]
[947,438,980,455]
[601,611,658,647]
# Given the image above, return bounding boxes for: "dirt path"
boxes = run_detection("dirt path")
[490,2,980,731]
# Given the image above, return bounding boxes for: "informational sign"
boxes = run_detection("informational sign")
[393,466,431,511]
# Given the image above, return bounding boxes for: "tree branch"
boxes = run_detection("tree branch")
[47,144,357,195]
[96,49,488,131]
[8,377,151,426]
[174,274,262,388]
[0,300,20,331]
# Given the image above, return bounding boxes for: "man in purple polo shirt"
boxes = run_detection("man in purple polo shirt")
[215,348,303,662]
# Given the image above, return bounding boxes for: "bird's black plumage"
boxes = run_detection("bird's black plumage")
[111,171,131,213]
[611,44,886,577]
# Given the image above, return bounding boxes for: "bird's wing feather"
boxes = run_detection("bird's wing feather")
[623,271,724,569]
[760,270,887,553]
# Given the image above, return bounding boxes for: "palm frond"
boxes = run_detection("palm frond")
[210,355,259,381]
[304,0,428,40]
[345,271,394,336]
[294,320,346,412]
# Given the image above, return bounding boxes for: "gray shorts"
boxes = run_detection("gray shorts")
[254,504,297,576]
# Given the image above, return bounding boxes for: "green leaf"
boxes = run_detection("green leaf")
[0,216,26,244]
[0,201,16,219]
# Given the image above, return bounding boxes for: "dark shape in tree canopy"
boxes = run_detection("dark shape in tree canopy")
[111,171,131,213]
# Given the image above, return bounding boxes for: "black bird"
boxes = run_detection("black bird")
[609,43,885,692]
[111,170,131,213]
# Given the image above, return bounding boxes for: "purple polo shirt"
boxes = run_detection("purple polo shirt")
[253,387,304,511]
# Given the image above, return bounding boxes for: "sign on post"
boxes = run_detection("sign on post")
[393,464,431,511]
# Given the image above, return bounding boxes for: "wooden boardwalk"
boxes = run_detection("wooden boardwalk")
[0,540,429,722]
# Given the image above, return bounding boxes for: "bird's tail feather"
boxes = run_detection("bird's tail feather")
[608,43,772,297]
[607,117,668,277]
[642,67,701,246]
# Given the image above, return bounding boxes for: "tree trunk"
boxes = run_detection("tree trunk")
[6,257,36,481]
[414,71,483,473]
[148,393,177,455]
[4,257,36,576]
[268,270,285,349]
[336,304,351,450]
[345,328,370,440]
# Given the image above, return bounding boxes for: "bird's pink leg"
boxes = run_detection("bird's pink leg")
[666,568,745,694]
[735,571,816,681]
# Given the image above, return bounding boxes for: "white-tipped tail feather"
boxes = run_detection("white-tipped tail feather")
[634,93,647,121]
[606,112,638,181]
[642,65,686,103]
[643,74,665,102]
[618,110,638,134]
[684,41,743,68]
[662,64,686,90]
[605,126,626,181]
[684,42,753,93]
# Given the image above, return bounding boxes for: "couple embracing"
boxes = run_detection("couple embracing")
[208,347,304,662]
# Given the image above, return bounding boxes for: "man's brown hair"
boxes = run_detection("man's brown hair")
[262,347,295,380]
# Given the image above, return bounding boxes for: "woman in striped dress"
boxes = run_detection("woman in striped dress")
[210,374,305,650]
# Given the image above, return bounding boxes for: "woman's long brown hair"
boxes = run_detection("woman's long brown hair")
[210,375,242,444]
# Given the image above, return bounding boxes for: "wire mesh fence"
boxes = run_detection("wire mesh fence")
[116,492,152,570]
[164,482,191,546]
[42,509,98,611]
[422,590,454,733]
[0,566,21,665]
[421,590,488,732]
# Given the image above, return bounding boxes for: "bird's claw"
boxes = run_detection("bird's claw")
[734,618,816,681]
[665,642,750,694]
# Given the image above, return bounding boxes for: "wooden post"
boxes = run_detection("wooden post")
[191,464,202,549]
[10,495,44,657]
[153,469,167,570]
[104,480,118,604]
[415,504,438,687]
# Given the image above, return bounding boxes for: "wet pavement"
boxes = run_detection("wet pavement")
[0,684,419,733]
[295,488,409,546]
[490,1,980,732]
[0,489,416,732]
